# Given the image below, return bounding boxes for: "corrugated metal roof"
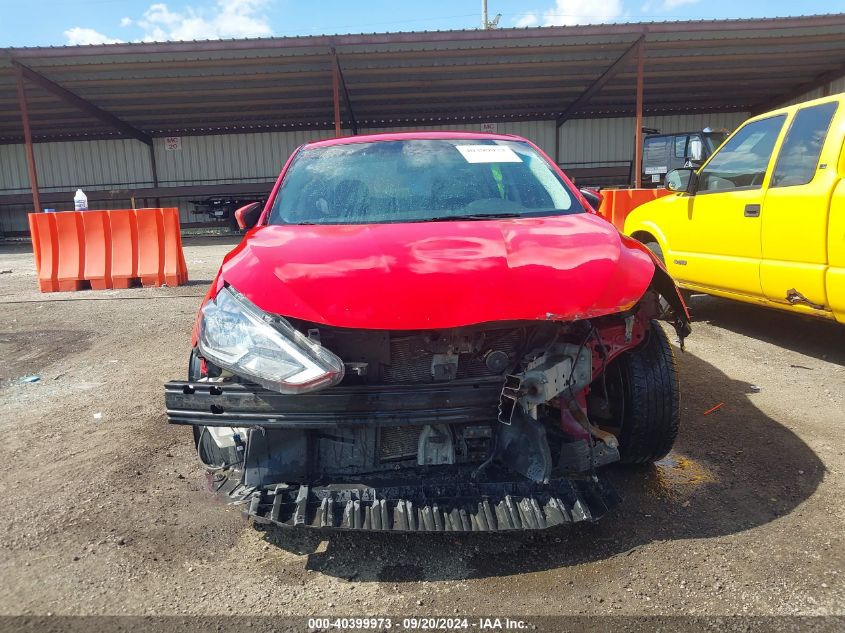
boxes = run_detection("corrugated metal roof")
[1,14,844,143]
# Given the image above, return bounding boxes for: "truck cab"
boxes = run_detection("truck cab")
[624,93,845,323]
[641,129,727,187]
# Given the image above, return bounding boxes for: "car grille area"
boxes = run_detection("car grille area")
[379,426,421,462]
[296,320,561,386]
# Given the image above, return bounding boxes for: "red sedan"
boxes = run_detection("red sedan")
[165,132,690,532]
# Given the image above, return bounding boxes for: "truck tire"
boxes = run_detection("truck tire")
[644,241,665,266]
[644,239,695,304]
[608,321,680,464]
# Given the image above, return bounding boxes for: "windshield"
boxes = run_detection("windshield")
[268,139,584,225]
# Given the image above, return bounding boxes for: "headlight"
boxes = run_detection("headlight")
[197,286,344,394]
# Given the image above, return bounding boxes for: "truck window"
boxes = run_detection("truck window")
[770,102,838,188]
[697,115,786,193]
[644,137,668,163]
[674,135,688,158]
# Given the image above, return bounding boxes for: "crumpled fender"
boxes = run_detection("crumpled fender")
[632,240,692,341]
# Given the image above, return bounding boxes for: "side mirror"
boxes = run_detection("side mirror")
[665,168,698,194]
[234,202,263,230]
[579,187,604,210]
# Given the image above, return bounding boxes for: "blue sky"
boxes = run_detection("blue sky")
[1,0,844,47]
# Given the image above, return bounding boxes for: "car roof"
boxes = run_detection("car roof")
[304,131,525,149]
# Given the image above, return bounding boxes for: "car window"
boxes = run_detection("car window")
[674,136,688,159]
[697,115,786,193]
[770,102,838,188]
[268,139,584,225]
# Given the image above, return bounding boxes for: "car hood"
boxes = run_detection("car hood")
[214,213,655,330]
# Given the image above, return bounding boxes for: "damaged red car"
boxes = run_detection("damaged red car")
[165,132,691,532]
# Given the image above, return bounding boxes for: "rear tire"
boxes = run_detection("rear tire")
[609,321,680,464]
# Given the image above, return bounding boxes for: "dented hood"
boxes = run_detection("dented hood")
[214,213,655,330]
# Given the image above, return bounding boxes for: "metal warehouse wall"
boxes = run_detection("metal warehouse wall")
[786,79,845,106]
[152,129,339,187]
[556,112,749,170]
[0,116,740,233]
[359,121,558,157]
[0,139,153,198]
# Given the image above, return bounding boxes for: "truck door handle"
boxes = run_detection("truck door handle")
[744,204,761,217]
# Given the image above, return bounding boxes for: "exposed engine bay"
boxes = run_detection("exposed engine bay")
[165,281,688,532]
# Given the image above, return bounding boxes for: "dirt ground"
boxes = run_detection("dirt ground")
[0,235,843,624]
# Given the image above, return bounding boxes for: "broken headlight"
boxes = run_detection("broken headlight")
[197,286,344,394]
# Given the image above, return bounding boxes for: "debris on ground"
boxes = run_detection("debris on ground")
[21,375,40,383]
[702,402,724,415]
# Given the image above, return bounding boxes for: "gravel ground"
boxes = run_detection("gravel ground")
[0,236,842,625]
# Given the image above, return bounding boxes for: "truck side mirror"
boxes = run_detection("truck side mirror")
[665,168,698,194]
[234,202,263,230]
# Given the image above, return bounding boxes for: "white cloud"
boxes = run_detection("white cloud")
[514,13,540,28]
[64,27,123,45]
[67,1,273,46]
[660,0,699,8]
[542,0,624,26]
[135,0,273,41]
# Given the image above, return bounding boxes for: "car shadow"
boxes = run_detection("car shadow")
[259,347,826,581]
[686,294,845,365]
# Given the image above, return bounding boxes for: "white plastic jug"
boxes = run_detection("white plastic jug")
[74,189,88,211]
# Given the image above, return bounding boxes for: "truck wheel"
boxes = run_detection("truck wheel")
[644,240,695,304]
[644,241,665,265]
[604,321,680,464]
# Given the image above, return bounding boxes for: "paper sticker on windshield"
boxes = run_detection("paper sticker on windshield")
[456,145,522,163]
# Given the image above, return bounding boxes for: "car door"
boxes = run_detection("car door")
[760,100,840,310]
[667,114,787,297]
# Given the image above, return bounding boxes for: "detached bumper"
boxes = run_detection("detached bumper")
[236,476,621,532]
[165,379,502,429]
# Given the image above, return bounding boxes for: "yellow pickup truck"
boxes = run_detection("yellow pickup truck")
[624,93,845,323]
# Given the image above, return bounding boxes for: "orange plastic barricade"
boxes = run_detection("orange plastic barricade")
[81,211,112,290]
[597,188,672,232]
[28,213,59,293]
[27,207,188,293]
[109,209,139,289]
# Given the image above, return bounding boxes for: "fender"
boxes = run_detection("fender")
[625,237,692,342]
[623,218,670,253]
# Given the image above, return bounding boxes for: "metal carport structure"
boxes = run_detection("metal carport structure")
[2,14,845,226]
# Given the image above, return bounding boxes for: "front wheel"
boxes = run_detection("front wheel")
[644,240,665,266]
[603,321,680,464]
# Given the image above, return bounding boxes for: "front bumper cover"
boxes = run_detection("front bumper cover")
[169,378,622,531]
[222,475,621,532]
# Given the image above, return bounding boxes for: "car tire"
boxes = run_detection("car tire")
[609,321,680,465]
